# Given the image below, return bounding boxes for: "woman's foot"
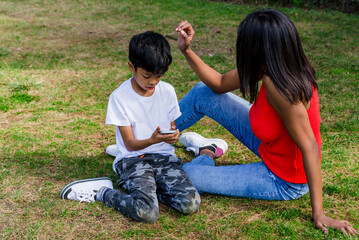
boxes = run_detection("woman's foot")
[199,145,217,159]
[179,132,228,157]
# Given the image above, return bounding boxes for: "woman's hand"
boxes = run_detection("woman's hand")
[263,77,357,237]
[175,20,195,53]
[313,213,357,236]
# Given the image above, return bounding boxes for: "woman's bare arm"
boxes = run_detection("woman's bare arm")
[176,21,240,93]
[264,76,357,236]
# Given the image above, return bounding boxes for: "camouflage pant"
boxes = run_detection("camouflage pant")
[103,154,201,223]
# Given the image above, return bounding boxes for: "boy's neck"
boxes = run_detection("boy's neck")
[131,77,155,97]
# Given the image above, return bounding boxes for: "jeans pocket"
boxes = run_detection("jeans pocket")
[114,160,123,176]
[276,176,289,192]
[298,183,309,196]
[282,181,309,200]
[269,171,289,191]
[121,156,143,173]
[114,160,125,188]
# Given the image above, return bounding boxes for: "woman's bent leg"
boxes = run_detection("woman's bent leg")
[176,82,261,156]
[182,156,309,201]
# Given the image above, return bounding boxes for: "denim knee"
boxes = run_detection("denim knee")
[193,81,206,90]
[192,82,213,99]
[286,183,309,200]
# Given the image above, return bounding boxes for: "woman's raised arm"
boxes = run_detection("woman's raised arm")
[176,21,239,94]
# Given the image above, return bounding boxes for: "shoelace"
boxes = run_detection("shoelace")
[70,190,96,203]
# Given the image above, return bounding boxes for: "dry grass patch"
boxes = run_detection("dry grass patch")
[0,0,358,239]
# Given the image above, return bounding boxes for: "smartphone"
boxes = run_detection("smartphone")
[159,130,176,134]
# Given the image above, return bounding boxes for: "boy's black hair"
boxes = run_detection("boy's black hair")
[129,31,172,75]
[236,9,317,104]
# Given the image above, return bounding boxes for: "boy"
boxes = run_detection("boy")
[60,31,200,223]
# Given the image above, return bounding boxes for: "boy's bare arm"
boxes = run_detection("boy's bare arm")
[118,125,179,151]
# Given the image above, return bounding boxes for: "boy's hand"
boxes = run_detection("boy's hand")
[175,20,195,53]
[164,125,180,144]
[151,126,179,145]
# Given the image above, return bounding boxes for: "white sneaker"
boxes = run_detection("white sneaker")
[60,177,113,203]
[179,132,228,157]
[106,144,120,157]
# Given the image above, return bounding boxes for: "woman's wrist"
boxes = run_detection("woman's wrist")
[312,207,324,219]
[180,47,192,55]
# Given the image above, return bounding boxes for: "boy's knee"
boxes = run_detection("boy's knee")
[136,206,159,223]
[179,191,201,215]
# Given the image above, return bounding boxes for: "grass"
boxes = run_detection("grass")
[0,0,358,239]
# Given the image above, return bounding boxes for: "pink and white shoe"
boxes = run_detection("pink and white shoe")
[179,132,228,157]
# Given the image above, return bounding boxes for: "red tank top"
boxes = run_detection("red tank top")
[249,83,322,183]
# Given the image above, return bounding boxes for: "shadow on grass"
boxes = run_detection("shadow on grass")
[1,151,117,182]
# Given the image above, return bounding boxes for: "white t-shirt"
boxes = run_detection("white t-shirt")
[106,78,181,171]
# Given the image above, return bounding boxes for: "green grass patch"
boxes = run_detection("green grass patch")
[0,0,358,239]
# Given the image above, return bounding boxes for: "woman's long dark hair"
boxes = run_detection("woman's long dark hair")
[236,9,317,104]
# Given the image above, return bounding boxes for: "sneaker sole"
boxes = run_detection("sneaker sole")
[60,177,112,199]
[106,144,120,157]
[179,132,228,152]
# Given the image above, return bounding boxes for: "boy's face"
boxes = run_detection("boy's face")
[128,61,162,96]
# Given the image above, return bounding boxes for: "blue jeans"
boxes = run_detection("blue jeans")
[176,82,309,200]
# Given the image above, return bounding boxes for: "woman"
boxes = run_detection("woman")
[174,9,357,236]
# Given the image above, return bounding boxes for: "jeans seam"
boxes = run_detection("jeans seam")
[177,114,199,132]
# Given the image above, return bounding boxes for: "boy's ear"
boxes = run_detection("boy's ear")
[128,61,135,73]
